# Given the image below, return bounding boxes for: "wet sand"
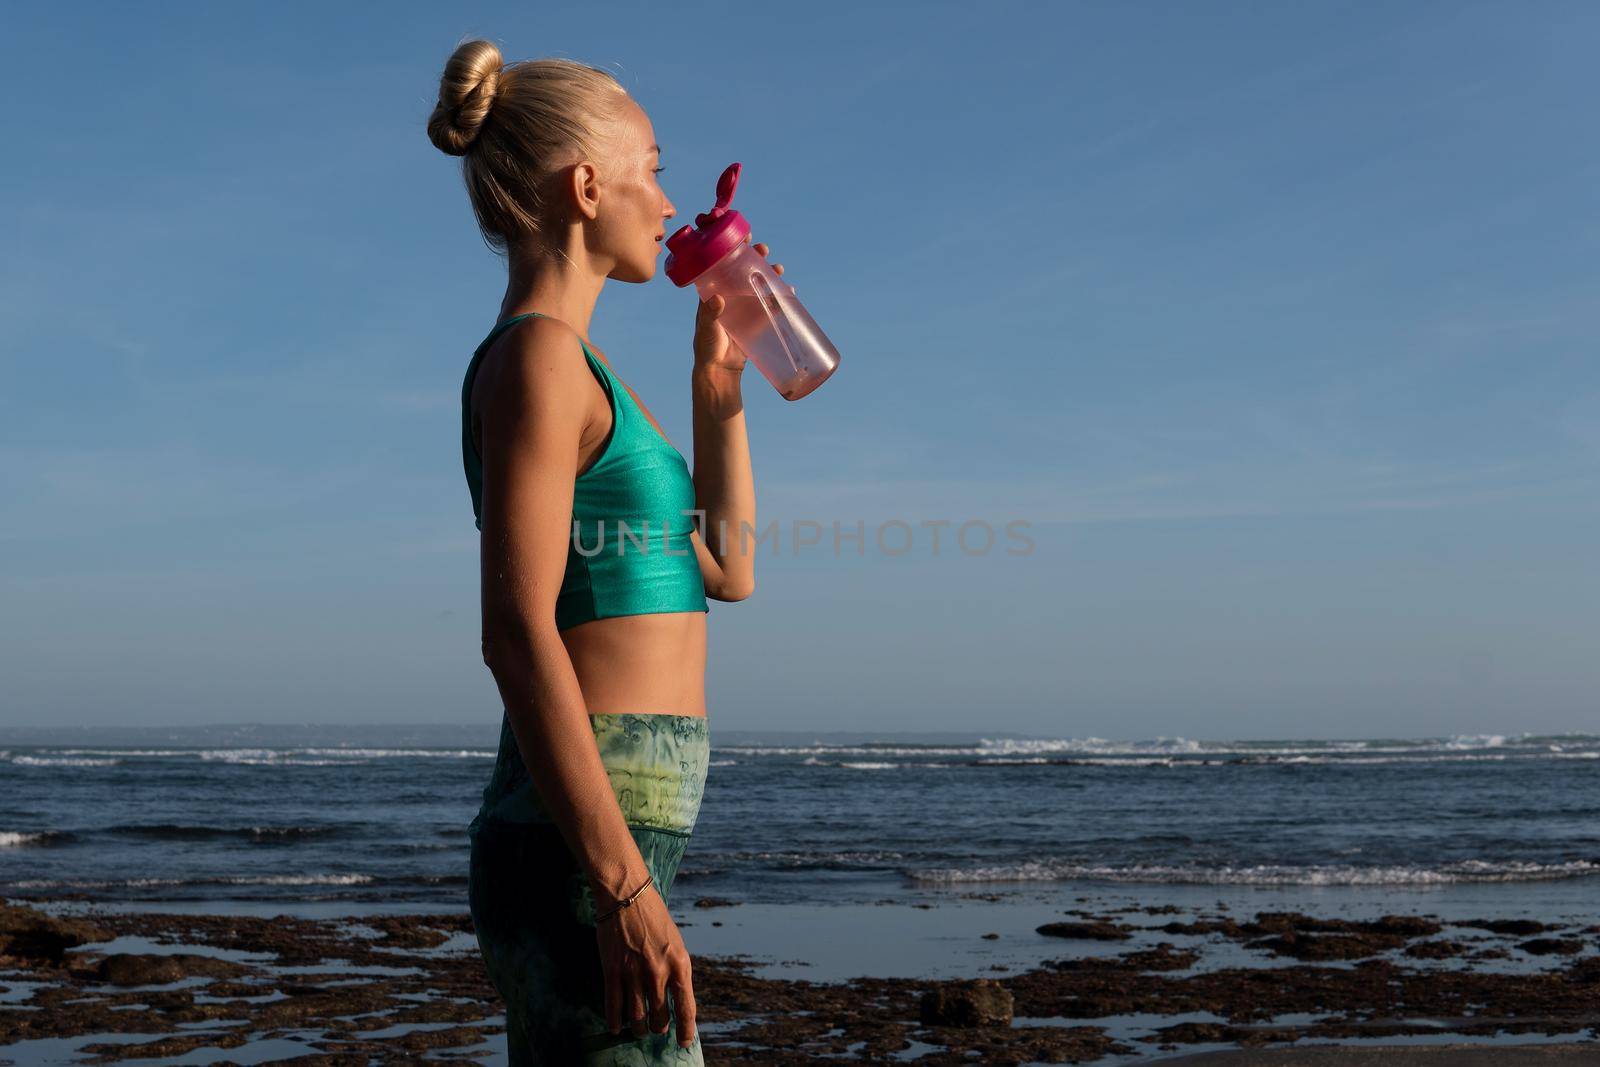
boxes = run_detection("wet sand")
[1157,1047,1600,1064]
[2,897,1597,1063]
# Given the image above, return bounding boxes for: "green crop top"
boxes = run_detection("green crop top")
[462,312,709,631]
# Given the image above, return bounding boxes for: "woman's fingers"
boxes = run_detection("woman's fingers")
[670,952,698,1048]
[628,967,649,1037]
[753,241,784,275]
[647,961,672,1034]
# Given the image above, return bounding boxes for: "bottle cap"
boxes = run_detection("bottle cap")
[663,162,752,287]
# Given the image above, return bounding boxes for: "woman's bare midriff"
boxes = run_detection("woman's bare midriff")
[560,611,708,718]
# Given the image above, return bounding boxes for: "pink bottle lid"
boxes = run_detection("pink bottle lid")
[664,162,752,287]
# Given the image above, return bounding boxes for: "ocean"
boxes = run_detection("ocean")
[3,724,1596,913]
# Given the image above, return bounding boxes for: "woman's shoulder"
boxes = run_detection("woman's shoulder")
[476,314,598,413]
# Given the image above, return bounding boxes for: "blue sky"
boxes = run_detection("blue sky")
[2,1,1596,738]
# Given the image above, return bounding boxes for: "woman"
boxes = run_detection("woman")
[426,39,776,1065]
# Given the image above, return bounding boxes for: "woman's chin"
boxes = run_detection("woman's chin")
[608,260,656,284]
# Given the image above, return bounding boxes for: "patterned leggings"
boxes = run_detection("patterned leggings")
[468,712,709,1066]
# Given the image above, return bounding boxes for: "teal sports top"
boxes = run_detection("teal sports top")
[462,312,709,631]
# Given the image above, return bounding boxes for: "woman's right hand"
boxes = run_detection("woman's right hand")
[594,883,698,1048]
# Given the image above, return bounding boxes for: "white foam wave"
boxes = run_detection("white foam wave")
[217,873,375,886]
[230,759,363,767]
[196,750,362,766]
[9,873,376,890]
[975,757,1051,764]
[800,757,951,769]
[708,759,738,767]
[909,859,1600,887]
[53,749,193,757]
[10,877,188,889]
[0,831,49,847]
[10,756,120,767]
[192,747,494,764]
[199,749,279,762]
[975,756,1199,767]
[979,736,1206,756]
[706,849,907,867]
[27,747,495,760]
[716,731,1599,761]
[1444,734,1507,749]
[1249,754,1516,765]
[297,748,495,759]
[1234,753,1600,765]
[736,747,1598,768]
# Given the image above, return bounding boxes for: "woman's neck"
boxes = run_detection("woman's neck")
[499,239,607,344]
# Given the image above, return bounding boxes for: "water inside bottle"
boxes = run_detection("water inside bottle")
[709,252,836,400]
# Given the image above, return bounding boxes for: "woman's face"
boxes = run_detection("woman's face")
[599,99,677,284]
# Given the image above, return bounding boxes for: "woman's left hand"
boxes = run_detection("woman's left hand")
[694,241,783,377]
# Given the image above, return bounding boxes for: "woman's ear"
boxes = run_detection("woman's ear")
[567,160,603,223]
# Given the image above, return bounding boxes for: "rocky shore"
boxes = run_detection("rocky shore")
[2,898,1597,1063]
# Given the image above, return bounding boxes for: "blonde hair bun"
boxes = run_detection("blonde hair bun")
[426,38,632,254]
[428,39,504,157]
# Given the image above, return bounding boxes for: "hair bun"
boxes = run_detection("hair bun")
[428,39,504,156]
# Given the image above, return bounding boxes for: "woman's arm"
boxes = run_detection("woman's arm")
[477,316,654,903]
[688,354,755,601]
[688,242,780,601]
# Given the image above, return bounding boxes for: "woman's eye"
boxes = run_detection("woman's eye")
[653,167,667,175]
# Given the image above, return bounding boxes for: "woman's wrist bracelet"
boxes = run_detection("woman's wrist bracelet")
[595,872,654,923]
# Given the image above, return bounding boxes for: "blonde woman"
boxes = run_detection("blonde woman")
[427,39,776,1065]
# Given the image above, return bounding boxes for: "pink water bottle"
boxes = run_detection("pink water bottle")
[664,163,842,401]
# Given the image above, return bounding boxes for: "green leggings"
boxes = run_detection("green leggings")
[468,712,709,1065]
